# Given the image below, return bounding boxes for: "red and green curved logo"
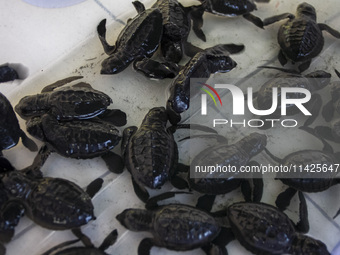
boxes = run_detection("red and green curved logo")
[200,83,222,106]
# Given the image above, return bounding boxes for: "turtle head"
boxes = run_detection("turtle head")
[291,234,330,255]
[26,116,45,140]
[116,208,153,232]
[297,2,316,21]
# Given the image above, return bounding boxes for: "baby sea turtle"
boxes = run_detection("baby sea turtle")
[252,67,331,129]
[264,127,340,232]
[166,43,244,124]
[26,111,125,174]
[227,202,330,255]
[133,0,205,63]
[174,132,267,210]
[15,76,113,121]
[0,92,37,152]
[97,3,163,74]
[0,161,103,245]
[121,107,184,202]
[263,2,340,72]
[116,195,229,255]
[192,0,268,32]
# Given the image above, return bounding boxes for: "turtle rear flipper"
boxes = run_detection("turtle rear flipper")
[98,229,118,251]
[132,177,150,203]
[275,187,297,211]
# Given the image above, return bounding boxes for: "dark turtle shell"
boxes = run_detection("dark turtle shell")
[154,0,190,41]
[276,150,338,192]
[228,202,295,255]
[152,0,191,62]
[123,107,177,189]
[26,114,121,159]
[100,8,163,74]
[278,17,324,63]
[153,204,220,250]
[1,171,95,230]
[15,82,112,121]
[0,93,22,151]
[189,133,267,194]
[204,0,257,16]
[256,74,314,116]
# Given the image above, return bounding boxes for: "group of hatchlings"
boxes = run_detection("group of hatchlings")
[1,0,340,254]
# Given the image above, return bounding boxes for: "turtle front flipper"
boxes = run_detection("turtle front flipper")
[319,23,340,38]
[298,59,312,73]
[263,13,295,26]
[97,19,116,55]
[0,201,25,243]
[85,178,103,198]
[196,194,216,213]
[101,151,124,174]
[97,109,127,127]
[243,13,264,29]
[98,229,118,251]
[21,144,51,178]
[132,177,150,203]
[138,238,157,255]
[40,76,83,93]
[132,0,145,14]
[295,191,309,233]
[275,187,297,211]
[0,156,15,172]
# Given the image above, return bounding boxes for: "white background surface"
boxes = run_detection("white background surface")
[1,0,340,255]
